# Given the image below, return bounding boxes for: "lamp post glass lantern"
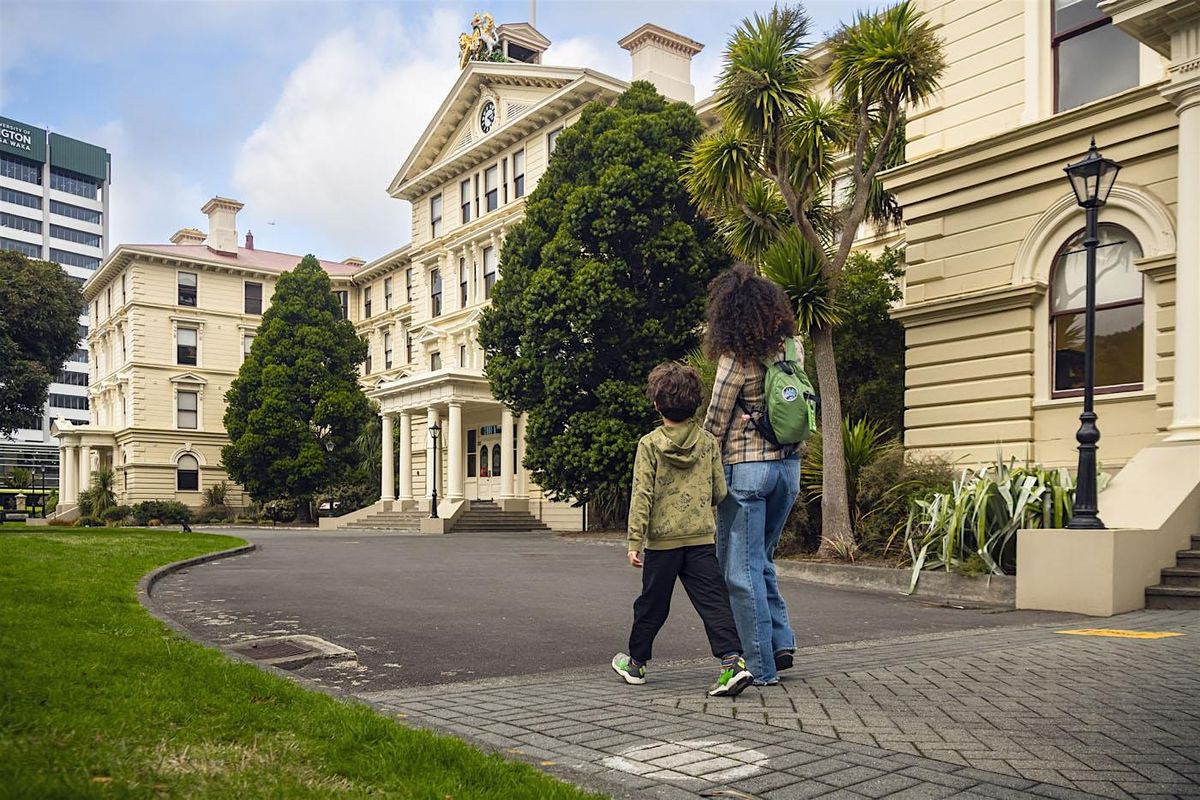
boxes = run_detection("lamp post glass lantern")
[429,421,442,519]
[1063,137,1121,530]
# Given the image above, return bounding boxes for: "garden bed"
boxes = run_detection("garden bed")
[776,558,1015,607]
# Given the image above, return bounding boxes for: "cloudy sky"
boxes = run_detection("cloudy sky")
[1,0,877,264]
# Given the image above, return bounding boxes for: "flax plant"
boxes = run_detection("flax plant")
[893,457,1112,593]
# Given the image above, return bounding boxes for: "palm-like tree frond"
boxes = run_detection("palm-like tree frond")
[683,126,759,216]
[715,180,789,261]
[829,0,946,109]
[718,6,815,136]
[760,226,840,332]
[784,95,851,193]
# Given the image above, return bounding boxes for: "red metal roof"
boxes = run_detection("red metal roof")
[125,243,361,277]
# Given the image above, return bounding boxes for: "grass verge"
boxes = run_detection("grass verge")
[0,526,603,799]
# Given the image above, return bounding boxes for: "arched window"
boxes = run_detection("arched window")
[491,444,501,478]
[479,446,490,477]
[177,454,199,491]
[1050,223,1143,396]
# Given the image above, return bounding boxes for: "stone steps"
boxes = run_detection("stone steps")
[1144,536,1200,609]
[452,501,548,533]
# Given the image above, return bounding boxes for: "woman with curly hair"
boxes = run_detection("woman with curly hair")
[703,264,802,686]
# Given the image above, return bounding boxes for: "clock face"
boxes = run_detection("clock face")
[480,100,496,134]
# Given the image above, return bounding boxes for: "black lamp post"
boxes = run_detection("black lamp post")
[429,421,442,519]
[1063,137,1121,530]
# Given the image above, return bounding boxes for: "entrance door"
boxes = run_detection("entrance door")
[465,426,501,500]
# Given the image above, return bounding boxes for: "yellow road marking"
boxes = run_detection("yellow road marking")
[1056,628,1184,639]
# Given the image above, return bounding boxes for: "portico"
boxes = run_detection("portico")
[371,369,528,524]
[49,419,117,510]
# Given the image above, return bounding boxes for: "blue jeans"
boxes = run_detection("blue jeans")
[716,458,800,683]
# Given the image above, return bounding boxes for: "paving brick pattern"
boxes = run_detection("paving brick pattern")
[361,610,1200,799]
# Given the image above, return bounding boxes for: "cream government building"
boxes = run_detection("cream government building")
[58,2,1200,613]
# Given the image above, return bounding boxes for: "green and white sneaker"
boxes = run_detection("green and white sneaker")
[707,656,753,697]
[611,653,646,685]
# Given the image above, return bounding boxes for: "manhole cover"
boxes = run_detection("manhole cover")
[242,641,310,661]
[229,635,355,670]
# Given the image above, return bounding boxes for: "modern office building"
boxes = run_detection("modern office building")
[0,115,111,484]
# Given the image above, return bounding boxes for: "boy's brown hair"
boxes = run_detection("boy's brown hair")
[647,362,702,423]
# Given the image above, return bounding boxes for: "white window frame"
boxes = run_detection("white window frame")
[176,453,201,492]
[175,388,200,431]
[177,270,198,307]
[243,280,264,315]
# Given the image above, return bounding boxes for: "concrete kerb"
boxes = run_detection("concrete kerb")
[773,560,1016,608]
[556,534,1016,607]
[135,540,653,800]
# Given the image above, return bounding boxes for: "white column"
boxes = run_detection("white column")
[398,411,413,501]
[1168,91,1200,440]
[380,413,395,501]
[79,444,92,492]
[61,446,76,504]
[448,402,465,501]
[516,412,527,495]
[426,407,441,501]
[500,408,515,499]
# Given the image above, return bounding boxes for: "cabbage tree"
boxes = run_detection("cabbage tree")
[685,2,944,554]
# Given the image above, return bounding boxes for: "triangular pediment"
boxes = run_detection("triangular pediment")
[389,61,627,199]
[169,372,208,386]
[414,325,444,344]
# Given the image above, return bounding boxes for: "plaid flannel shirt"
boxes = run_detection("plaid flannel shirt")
[703,338,805,465]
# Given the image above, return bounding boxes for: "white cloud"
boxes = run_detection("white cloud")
[232,6,464,262]
[80,120,205,249]
[543,35,629,82]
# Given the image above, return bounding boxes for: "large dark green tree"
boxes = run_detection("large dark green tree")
[478,82,730,523]
[0,250,83,437]
[223,256,371,522]
[835,246,905,434]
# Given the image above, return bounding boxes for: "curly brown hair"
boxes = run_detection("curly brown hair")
[647,362,702,423]
[704,264,797,362]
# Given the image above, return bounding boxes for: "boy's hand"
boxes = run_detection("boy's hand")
[628,550,643,568]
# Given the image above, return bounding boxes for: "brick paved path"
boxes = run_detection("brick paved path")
[362,611,1200,799]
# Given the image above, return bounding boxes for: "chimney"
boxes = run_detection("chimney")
[618,24,703,103]
[342,257,366,267]
[170,227,206,246]
[245,230,255,250]
[200,196,244,255]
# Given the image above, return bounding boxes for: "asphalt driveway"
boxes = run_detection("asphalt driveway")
[153,528,1075,693]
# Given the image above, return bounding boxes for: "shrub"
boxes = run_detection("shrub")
[202,481,230,507]
[76,487,99,517]
[262,499,297,524]
[132,501,191,526]
[101,505,132,525]
[856,447,954,553]
[193,505,234,524]
[75,516,102,527]
[893,457,1112,591]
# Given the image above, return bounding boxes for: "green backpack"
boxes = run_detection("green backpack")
[738,340,818,447]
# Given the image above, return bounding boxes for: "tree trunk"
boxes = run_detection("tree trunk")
[811,325,854,555]
[297,497,314,525]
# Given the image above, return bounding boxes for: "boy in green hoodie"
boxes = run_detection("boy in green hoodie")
[611,362,754,697]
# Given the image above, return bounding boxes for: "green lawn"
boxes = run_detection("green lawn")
[0,526,603,799]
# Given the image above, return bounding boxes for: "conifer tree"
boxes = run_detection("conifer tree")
[223,256,370,521]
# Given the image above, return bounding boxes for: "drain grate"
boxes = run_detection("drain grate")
[240,641,311,661]
[229,635,355,670]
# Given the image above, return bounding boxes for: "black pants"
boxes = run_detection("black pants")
[628,544,742,663]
